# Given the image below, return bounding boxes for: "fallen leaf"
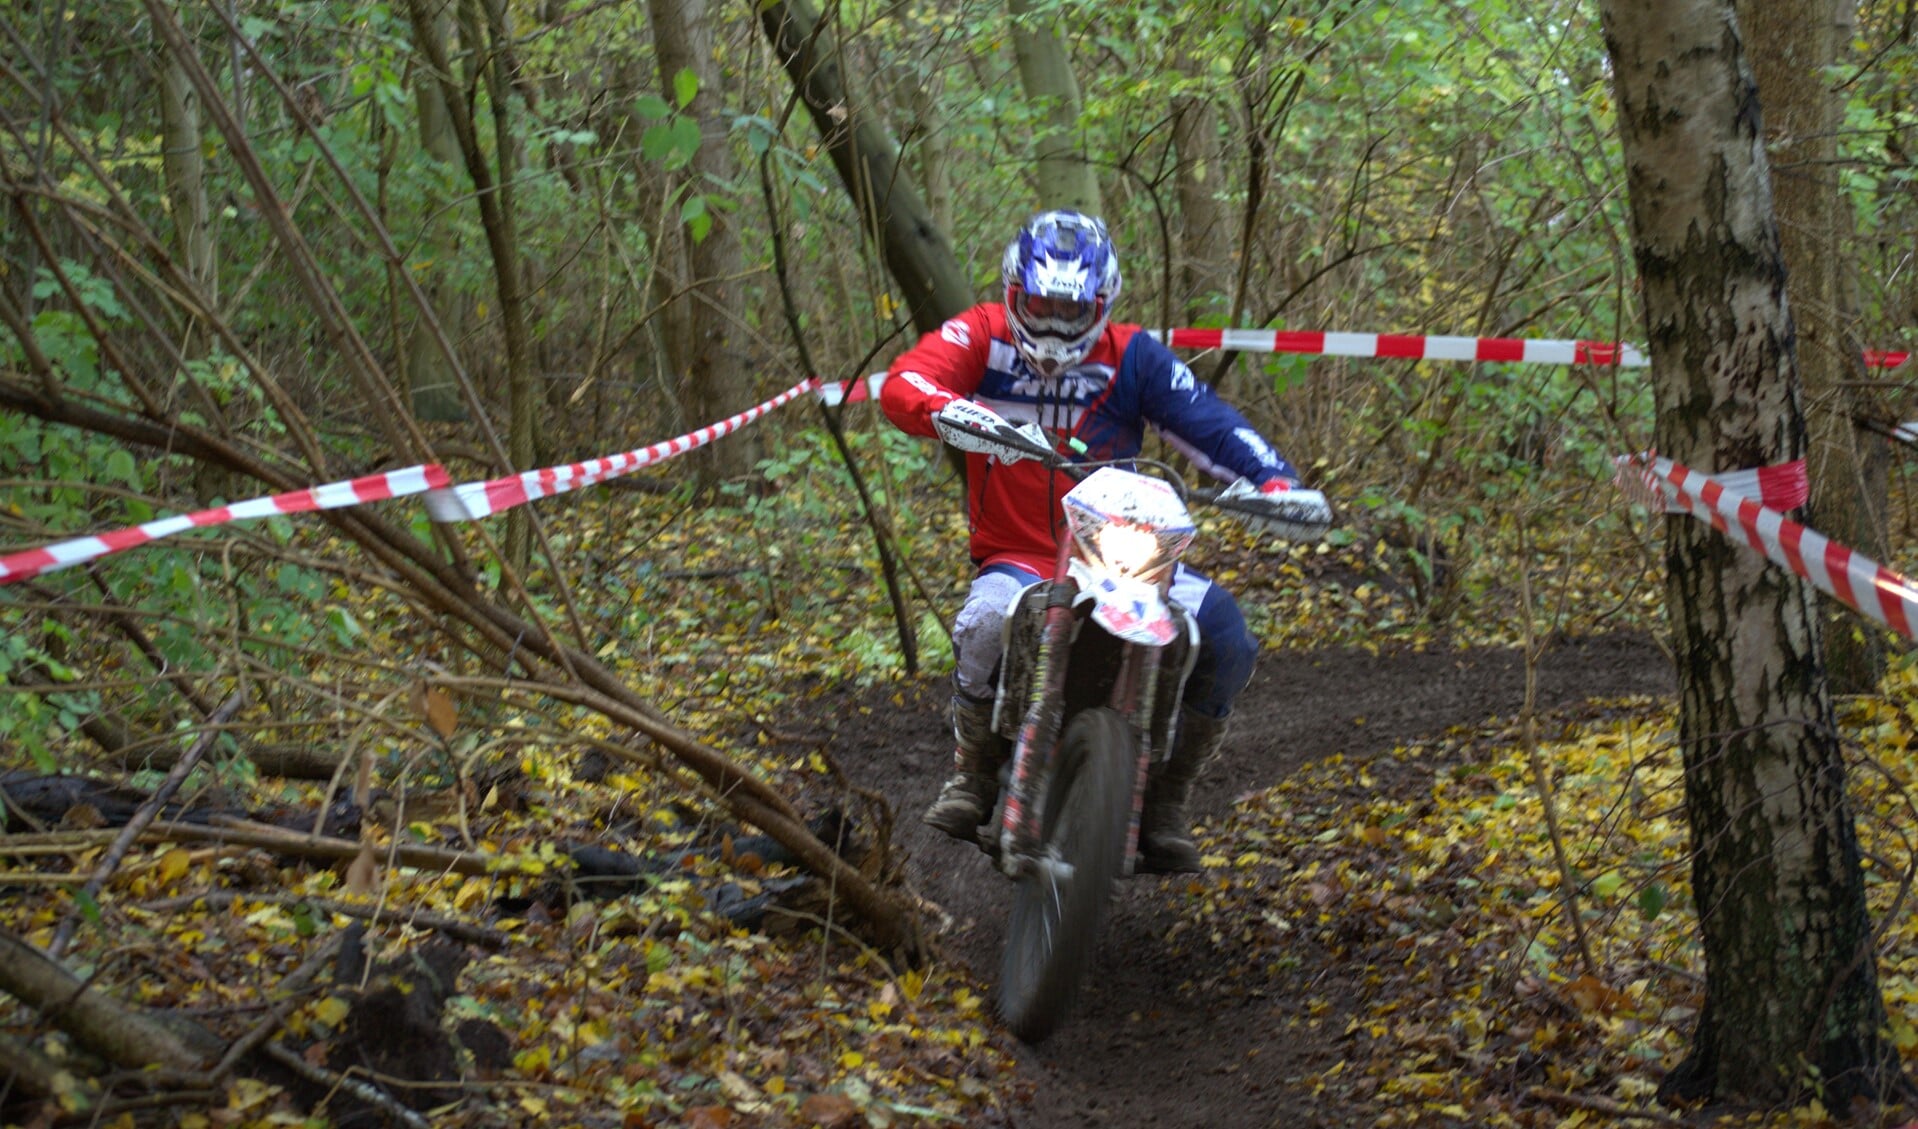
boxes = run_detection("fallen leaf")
[682,1106,733,1129]
[798,1092,859,1128]
[1565,974,1631,1015]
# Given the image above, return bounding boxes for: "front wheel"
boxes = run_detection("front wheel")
[997,707,1136,1043]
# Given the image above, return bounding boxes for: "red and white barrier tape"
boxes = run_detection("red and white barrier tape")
[1614,455,1809,514]
[1154,328,1910,370]
[0,464,452,586]
[1617,453,1918,638]
[819,373,887,408]
[1155,328,1651,366]
[424,378,817,521]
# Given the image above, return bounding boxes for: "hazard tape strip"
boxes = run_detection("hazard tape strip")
[424,378,817,521]
[819,373,887,408]
[0,464,452,587]
[1617,453,1917,638]
[1154,328,1910,370]
[1155,328,1651,365]
[1614,456,1810,514]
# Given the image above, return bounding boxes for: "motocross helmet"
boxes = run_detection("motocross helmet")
[1001,210,1122,378]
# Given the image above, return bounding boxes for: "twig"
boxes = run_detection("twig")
[48,688,247,958]
[259,1041,432,1129]
[153,817,522,878]
[138,889,511,949]
[1516,517,1599,977]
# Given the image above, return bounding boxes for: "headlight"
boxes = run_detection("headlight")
[1093,522,1163,577]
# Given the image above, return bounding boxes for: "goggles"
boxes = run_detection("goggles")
[1010,287,1101,334]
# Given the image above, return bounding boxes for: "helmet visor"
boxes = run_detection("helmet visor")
[1010,287,1101,337]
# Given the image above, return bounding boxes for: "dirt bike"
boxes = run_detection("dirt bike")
[930,403,1332,1043]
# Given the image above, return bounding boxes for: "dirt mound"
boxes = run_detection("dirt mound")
[817,631,1672,1128]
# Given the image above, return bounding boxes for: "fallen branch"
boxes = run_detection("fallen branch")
[1526,1086,1687,1125]
[49,689,246,957]
[0,1028,98,1103]
[0,930,218,1073]
[153,818,517,878]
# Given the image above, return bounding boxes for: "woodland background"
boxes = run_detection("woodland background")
[1,0,1916,1125]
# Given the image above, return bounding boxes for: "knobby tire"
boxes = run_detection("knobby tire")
[997,707,1135,1043]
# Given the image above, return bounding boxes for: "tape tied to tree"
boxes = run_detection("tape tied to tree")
[1614,452,1809,514]
[1614,452,1917,639]
[0,464,452,587]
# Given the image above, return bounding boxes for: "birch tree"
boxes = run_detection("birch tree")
[1597,0,1900,1105]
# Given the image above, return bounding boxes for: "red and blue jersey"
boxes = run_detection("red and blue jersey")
[882,303,1299,574]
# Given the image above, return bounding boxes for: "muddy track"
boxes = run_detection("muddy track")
[817,632,1674,1128]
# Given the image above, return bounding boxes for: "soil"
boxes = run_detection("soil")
[818,631,1675,1129]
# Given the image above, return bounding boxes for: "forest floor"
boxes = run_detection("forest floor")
[806,631,1680,1129]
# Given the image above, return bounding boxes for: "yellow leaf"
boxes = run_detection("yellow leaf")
[514,1044,553,1076]
[158,847,192,886]
[454,876,490,911]
[311,996,351,1027]
[225,1077,278,1111]
[837,1050,864,1069]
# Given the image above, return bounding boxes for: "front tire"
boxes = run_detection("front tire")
[996,707,1135,1043]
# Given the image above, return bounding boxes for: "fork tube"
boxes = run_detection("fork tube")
[1001,558,1078,870]
[1122,643,1164,876]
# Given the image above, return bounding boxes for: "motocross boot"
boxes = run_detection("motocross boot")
[922,693,1003,841]
[1140,707,1229,873]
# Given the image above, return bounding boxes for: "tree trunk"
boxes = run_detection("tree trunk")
[405,0,540,564]
[403,5,471,423]
[758,0,972,335]
[1006,0,1100,214]
[1739,0,1886,693]
[1171,72,1228,322]
[158,42,215,317]
[1598,0,1899,1106]
[647,0,756,481]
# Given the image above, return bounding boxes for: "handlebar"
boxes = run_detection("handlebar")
[936,406,1333,534]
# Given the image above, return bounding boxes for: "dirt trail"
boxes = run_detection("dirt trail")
[822,632,1674,1128]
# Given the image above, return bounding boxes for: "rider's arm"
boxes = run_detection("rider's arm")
[880,306,996,437]
[1123,330,1301,486]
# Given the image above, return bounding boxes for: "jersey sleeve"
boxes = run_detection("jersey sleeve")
[1128,332,1300,485]
[880,306,995,437]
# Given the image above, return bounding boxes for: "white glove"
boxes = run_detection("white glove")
[932,400,1052,464]
[1216,477,1333,542]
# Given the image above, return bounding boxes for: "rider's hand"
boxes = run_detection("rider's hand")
[932,400,1051,463]
[1218,476,1333,542]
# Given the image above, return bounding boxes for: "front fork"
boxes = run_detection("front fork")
[998,579,1076,875]
[997,583,1166,880]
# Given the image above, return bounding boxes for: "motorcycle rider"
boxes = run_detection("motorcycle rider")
[879,209,1330,873]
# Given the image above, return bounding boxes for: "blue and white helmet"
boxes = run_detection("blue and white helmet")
[1001,210,1122,378]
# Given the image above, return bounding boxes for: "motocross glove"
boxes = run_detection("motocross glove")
[932,400,1052,464]
[1216,476,1334,542]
